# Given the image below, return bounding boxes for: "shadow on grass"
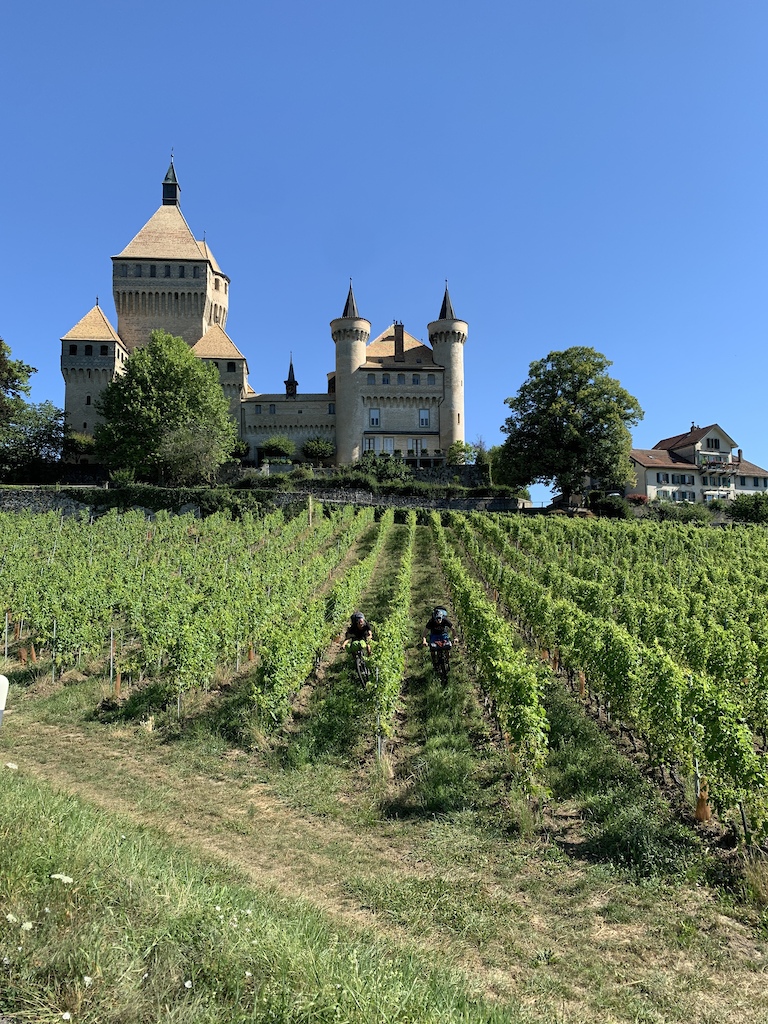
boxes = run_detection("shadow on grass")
[544,679,708,881]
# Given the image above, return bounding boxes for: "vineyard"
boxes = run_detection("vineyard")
[2,504,768,839]
[5,504,768,1022]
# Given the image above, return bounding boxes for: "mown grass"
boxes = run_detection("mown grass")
[0,769,526,1024]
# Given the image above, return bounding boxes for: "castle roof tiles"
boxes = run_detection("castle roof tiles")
[191,325,248,367]
[61,305,122,343]
[365,327,437,366]
[115,204,211,262]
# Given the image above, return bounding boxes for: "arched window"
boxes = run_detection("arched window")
[86,395,91,406]
[397,373,405,385]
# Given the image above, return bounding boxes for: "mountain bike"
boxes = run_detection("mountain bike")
[347,640,370,687]
[428,637,452,685]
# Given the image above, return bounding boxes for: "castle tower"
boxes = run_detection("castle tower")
[111,160,230,351]
[428,285,467,451]
[60,303,128,439]
[331,282,370,464]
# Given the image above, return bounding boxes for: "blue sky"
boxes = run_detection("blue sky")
[2,1,768,501]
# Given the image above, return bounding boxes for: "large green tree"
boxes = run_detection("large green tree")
[0,400,65,482]
[94,331,237,482]
[0,338,34,428]
[499,347,643,498]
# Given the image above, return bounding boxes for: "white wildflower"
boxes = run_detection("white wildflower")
[50,874,73,884]
[4,763,17,770]
[215,905,221,911]
[184,979,192,989]
[83,975,93,987]
[5,913,18,923]
[245,970,253,978]
[62,1014,71,1021]
[20,921,32,931]
[44,907,50,914]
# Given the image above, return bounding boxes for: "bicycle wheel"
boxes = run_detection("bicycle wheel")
[355,650,370,686]
[437,648,450,684]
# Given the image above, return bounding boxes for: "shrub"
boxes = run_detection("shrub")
[726,492,768,524]
[302,436,335,464]
[261,434,296,459]
[590,494,632,519]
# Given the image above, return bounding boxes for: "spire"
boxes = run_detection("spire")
[439,282,456,320]
[284,353,298,397]
[342,280,359,318]
[162,156,180,206]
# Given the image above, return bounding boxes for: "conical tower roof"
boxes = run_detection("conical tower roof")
[342,281,359,318]
[439,283,456,320]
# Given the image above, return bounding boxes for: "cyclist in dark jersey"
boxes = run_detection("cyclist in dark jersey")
[343,611,372,656]
[422,607,453,646]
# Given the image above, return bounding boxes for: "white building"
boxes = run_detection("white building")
[630,423,768,503]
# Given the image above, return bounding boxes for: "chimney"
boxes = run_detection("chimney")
[738,448,743,463]
[394,322,405,362]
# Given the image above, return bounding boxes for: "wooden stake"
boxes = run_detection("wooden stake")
[695,779,712,822]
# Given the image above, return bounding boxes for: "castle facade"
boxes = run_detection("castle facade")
[60,163,468,466]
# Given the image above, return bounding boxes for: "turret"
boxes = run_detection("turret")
[162,157,180,206]
[428,284,467,451]
[331,282,370,464]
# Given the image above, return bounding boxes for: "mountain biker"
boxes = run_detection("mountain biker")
[422,607,454,648]
[342,611,372,657]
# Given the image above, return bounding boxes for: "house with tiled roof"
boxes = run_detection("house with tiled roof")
[60,162,467,466]
[629,423,768,502]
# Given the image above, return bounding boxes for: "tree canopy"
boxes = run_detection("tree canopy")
[499,347,643,498]
[94,331,237,483]
[0,338,35,429]
[0,401,65,482]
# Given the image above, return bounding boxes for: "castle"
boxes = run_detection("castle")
[60,162,468,467]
